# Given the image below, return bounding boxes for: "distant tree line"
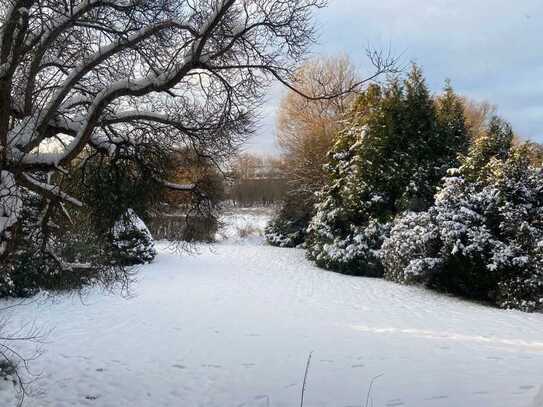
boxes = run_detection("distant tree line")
[226,153,287,207]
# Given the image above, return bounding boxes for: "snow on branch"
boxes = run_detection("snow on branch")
[159,180,195,191]
[0,0,390,259]
[19,173,82,207]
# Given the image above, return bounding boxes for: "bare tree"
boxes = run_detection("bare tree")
[277,55,359,199]
[0,0,394,263]
[228,152,286,206]
[460,97,497,140]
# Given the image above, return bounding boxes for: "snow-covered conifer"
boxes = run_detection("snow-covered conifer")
[111,209,157,266]
[306,67,470,275]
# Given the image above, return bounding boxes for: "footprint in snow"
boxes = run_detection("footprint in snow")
[351,364,364,368]
[425,395,449,400]
[254,394,270,404]
[172,364,186,369]
[472,391,489,395]
[386,401,405,407]
[241,363,255,368]
[519,385,535,390]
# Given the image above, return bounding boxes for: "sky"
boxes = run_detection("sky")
[244,0,543,155]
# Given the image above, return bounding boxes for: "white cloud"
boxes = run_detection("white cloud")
[247,0,543,154]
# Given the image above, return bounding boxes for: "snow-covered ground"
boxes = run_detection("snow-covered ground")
[1,208,543,407]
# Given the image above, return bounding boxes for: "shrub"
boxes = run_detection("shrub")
[265,220,305,248]
[0,359,17,380]
[306,68,469,275]
[381,147,543,311]
[265,194,311,248]
[237,224,262,239]
[0,187,60,297]
[111,209,157,266]
[381,211,441,284]
[0,196,153,298]
[307,212,390,276]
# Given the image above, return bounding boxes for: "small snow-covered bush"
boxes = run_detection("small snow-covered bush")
[381,211,441,284]
[265,218,306,248]
[111,209,157,266]
[307,203,390,276]
[381,147,543,311]
[236,224,262,239]
[265,193,313,248]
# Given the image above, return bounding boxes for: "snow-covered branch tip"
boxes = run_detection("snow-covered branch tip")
[160,180,196,191]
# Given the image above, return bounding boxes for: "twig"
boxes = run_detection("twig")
[364,374,384,407]
[0,313,47,407]
[300,351,313,407]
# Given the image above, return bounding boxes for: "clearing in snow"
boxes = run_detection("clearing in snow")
[1,209,542,407]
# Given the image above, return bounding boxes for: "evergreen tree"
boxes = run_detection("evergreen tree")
[306,84,390,276]
[306,66,470,275]
[435,81,470,174]
[460,115,514,182]
[111,209,157,266]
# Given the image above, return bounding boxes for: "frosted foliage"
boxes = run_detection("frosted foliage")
[112,209,157,265]
[381,211,441,283]
[113,209,153,239]
[306,70,469,275]
[306,125,392,275]
[381,161,543,312]
[265,226,304,248]
[307,189,390,275]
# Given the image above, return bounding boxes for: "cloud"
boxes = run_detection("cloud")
[247,0,543,153]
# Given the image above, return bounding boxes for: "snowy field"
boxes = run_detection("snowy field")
[1,208,543,407]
